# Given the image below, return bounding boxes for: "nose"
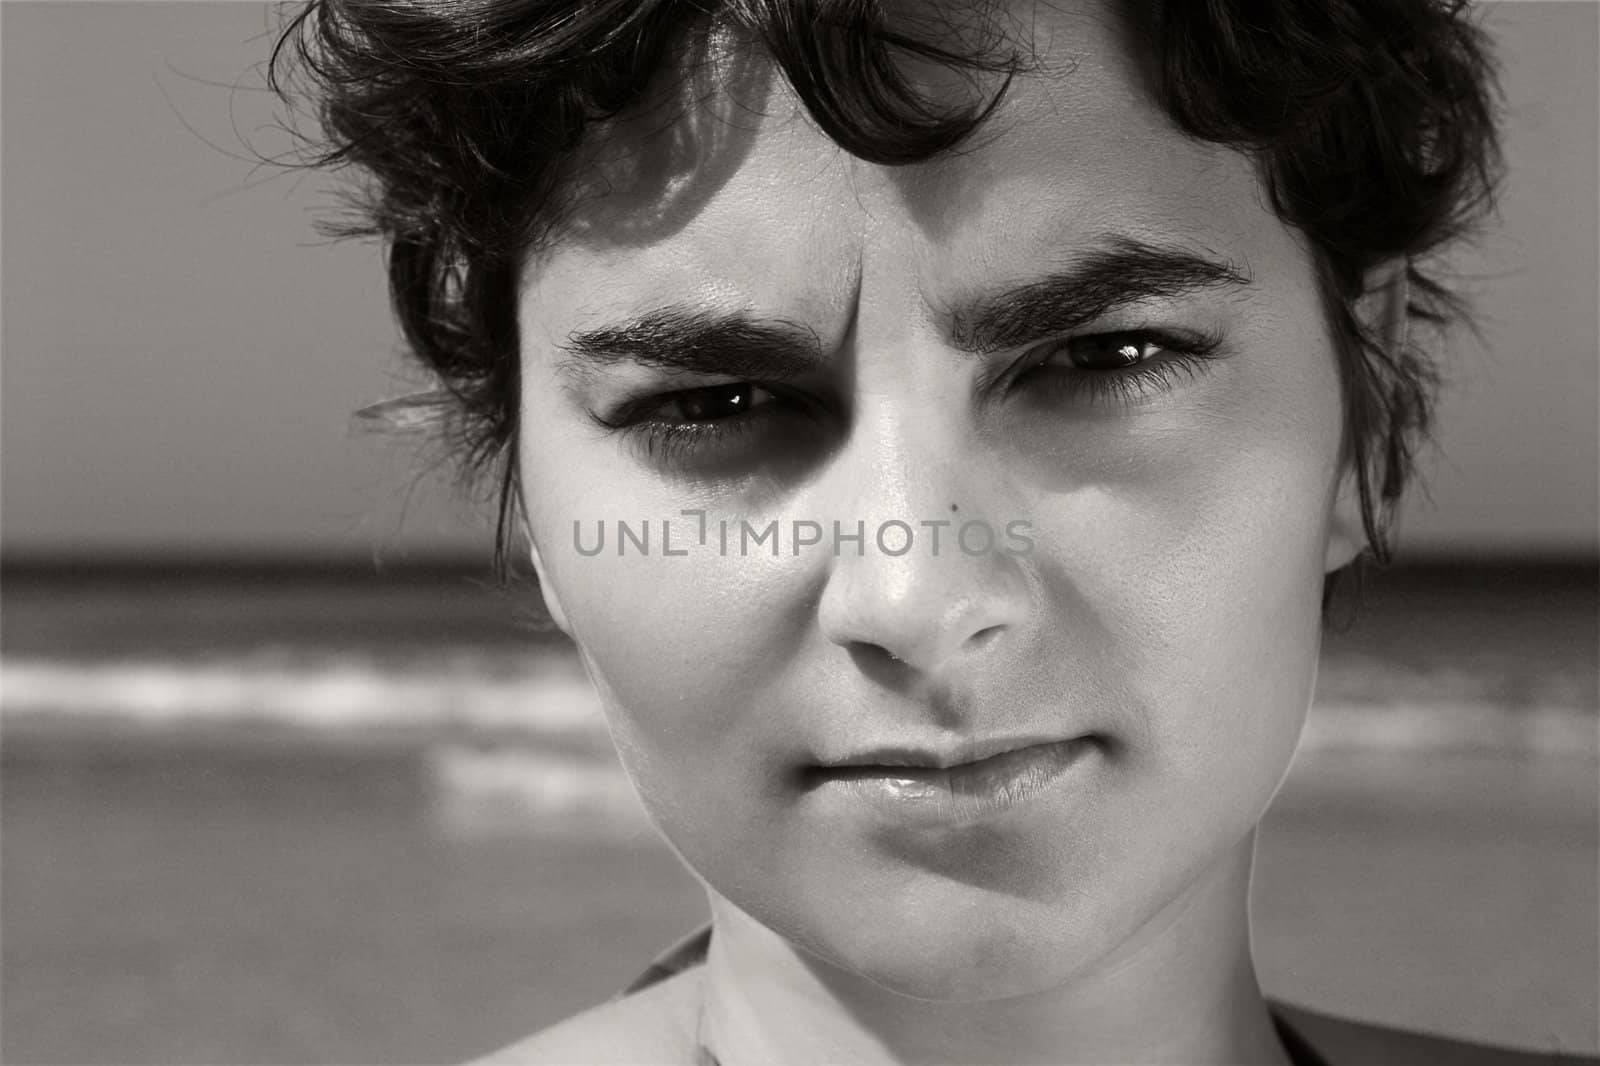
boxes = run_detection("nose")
[818,546,1027,676]
[814,461,1034,682]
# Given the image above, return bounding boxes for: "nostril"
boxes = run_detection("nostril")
[846,642,913,685]
[965,625,1005,652]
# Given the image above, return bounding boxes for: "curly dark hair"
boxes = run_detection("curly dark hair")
[268,0,1502,621]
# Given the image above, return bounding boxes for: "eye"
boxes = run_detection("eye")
[653,382,778,424]
[591,380,781,435]
[590,380,820,471]
[1049,334,1165,371]
[1020,328,1224,408]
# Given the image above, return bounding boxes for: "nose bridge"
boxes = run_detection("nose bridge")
[846,375,960,520]
[813,383,1034,678]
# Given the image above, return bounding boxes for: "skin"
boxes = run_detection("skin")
[507,2,1402,1062]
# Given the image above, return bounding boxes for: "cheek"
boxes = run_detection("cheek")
[529,506,804,823]
[516,365,814,835]
[1005,325,1340,769]
[1142,438,1332,758]
[1077,344,1342,791]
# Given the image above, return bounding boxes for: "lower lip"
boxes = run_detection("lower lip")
[805,739,1093,828]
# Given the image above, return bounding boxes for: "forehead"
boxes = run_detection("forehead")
[521,1,1282,337]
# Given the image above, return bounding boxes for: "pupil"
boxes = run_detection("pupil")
[679,383,749,421]
[1077,338,1145,369]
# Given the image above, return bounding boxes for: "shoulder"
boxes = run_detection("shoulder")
[464,967,704,1066]
[1274,1002,1599,1066]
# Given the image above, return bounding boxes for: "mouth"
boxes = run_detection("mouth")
[808,734,1095,774]
[801,736,1099,827]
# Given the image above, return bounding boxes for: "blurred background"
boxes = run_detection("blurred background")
[1,2,1595,1063]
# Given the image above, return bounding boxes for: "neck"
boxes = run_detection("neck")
[696,835,1292,1066]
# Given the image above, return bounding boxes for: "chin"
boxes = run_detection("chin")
[807,896,1102,1004]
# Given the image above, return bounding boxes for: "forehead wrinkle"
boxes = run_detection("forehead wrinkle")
[529,0,1280,389]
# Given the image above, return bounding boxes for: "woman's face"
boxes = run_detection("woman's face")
[518,2,1362,1002]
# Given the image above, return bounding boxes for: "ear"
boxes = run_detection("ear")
[529,545,573,638]
[522,517,574,639]
[1326,258,1409,574]
[1324,470,1367,573]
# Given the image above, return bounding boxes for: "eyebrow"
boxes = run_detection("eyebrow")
[944,236,1252,354]
[559,308,825,385]
[557,235,1250,381]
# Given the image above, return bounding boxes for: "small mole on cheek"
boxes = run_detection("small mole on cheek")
[951,503,958,512]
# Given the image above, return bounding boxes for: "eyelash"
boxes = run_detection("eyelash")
[1019,328,1224,407]
[595,328,1224,467]
[591,383,817,469]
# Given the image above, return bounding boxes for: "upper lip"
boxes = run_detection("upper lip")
[815,736,1080,771]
